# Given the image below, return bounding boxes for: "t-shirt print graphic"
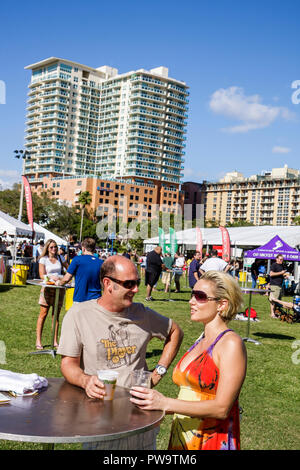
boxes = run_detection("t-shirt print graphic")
[97,322,137,369]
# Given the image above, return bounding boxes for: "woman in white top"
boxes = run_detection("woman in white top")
[36,239,68,350]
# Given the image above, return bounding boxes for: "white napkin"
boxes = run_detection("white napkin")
[0,369,48,395]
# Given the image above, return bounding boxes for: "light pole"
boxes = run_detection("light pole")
[14,150,31,221]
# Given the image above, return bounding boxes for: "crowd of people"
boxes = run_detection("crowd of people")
[22,238,247,450]
[2,234,298,450]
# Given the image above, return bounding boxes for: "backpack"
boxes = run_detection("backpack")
[245,308,257,319]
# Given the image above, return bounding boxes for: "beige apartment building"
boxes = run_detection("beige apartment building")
[24,57,188,191]
[204,165,300,226]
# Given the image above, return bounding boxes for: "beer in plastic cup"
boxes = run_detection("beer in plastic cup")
[130,369,152,388]
[97,370,119,400]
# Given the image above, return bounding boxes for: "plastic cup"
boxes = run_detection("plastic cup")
[130,370,152,388]
[97,370,119,400]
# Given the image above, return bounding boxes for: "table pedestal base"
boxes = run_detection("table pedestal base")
[243,337,261,346]
[29,349,56,358]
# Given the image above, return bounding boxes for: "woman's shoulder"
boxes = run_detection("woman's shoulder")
[39,256,48,263]
[218,329,245,351]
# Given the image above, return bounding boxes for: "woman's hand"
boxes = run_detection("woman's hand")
[129,386,167,411]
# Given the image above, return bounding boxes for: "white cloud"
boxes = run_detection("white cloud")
[272,146,291,154]
[0,169,20,190]
[209,86,294,133]
[0,170,19,178]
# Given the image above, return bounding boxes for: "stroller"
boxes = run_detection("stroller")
[271,285,300,323]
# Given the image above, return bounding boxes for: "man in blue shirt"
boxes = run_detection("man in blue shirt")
[188,251,201,289]
[57,238,103,302]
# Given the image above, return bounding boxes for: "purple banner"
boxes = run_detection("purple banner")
[244,235,300,261]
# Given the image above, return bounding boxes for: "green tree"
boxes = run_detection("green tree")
[78,191,92,242]
[293,216,300,225]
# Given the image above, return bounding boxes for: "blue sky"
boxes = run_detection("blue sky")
[0,0,299,188]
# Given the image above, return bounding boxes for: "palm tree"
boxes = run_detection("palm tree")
[78,191,92,242]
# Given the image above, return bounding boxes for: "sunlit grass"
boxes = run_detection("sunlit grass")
[0,276,300,450]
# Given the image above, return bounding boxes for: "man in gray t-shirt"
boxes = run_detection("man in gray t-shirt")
[58,255,183,394]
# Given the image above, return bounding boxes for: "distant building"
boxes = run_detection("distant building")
[24,57,188,196]
[181,181,206,221]
[32,175,184,224]
[204,165,300,226]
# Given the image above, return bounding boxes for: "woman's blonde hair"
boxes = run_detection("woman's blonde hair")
[40,239,58,259]
[200,271,244,322]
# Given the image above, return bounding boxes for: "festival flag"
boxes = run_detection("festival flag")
[158,227,166,254]
[219,226,230,262]
[22,176,34,233]
[169,227,178,257]
[195,227,203,259]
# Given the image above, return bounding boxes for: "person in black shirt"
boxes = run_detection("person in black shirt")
[250,259,259,288]
[145,246,164,301]
[269,254,289,318]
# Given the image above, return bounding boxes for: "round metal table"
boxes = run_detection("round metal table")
[241,287,270,345]
[27,280,71,358]
[0,378,164,449]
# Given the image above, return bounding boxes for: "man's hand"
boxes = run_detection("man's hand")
[150,370,163,387]
[83,374,106,399]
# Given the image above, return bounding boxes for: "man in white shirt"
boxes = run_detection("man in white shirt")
[199,249,230,274]
[174,253,185,293]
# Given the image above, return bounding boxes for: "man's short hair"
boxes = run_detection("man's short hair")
[82,238,96,253]
[100,258,117,288]
[211,249,218,257]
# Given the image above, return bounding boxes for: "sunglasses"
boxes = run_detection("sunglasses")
[191,290,219,303]
[105,276,141,289]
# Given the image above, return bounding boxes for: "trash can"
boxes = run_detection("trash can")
[11,264,29,285]
[65,287,74,311]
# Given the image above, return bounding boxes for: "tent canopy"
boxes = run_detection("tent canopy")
[33,222,67,246]
[0,210,44,239]
[244,235,300,261]
[144,226,300,250]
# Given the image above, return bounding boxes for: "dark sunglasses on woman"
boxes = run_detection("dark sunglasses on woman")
[191,290,219,303]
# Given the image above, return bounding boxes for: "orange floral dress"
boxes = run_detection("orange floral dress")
[168,329,241,450]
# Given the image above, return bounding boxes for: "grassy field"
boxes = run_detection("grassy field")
[0,276,300,450]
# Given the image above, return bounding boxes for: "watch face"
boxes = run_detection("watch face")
[156,365,167,376]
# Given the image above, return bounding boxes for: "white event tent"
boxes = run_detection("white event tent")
[0,210,67,246]
[0,210,44,240]
[33,222,67,246]
[143,225,300,251]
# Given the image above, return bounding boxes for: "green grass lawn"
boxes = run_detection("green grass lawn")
[0,277,300,450]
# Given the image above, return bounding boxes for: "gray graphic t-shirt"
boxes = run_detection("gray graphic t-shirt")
[57,299,172,388]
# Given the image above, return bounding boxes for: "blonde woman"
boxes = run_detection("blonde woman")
[131,271,247,450]
[36,239,68,350]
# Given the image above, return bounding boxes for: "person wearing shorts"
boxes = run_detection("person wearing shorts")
[145,246,164,301]
[269,254,288,318]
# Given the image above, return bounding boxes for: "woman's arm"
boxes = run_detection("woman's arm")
[39,261,46,278]
[130,334,247,420]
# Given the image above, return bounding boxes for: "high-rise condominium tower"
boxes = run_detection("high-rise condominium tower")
[24,57,188,189]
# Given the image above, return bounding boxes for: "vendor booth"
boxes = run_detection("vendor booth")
[0,210,45,284]
[243,235,300,288]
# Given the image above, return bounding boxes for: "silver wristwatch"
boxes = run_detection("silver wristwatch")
[155,364,167,376]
